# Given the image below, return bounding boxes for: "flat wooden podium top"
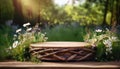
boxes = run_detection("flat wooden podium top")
[30,42,91,48]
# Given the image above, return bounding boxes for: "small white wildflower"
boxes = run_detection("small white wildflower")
[106,28,109,31]
[9,46,12,50]
[23,22,30,27]
[93,38,97,42]
[103,39,112,47]
[44,37,48,40]
[109,47,112,51]
[95,29,102,32]
[44,32,47,35]
[106,48,109,52]
[108,41,112,47]
[41,34,45,37]
[103,40,107,45]
[105,52,108,55]
[16,28,22,33]
[14,34,17,37]
[111,36,117,41]
[106,48,112,54]
[103,40,110,45]
[104,39,113,54]
[12,41,18,48]
[27,28,32,31]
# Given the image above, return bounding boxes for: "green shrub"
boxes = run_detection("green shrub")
[8,23,47,61]
[85,28,120,61]
[0,25,13,61]
[112,41,120,61]
[45,24,86,41]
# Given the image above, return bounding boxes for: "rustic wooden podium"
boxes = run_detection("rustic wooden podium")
[0,42,120,69]
[30,42,95,61]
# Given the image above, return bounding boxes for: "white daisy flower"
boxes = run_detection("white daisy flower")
[103,40,110,45]
[27,28,32,31]
[12,41,18,48]
[23,22,30,27]
[95,29,102,32]
[16,29,22,33]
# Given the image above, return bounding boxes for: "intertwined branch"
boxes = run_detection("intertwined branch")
[30,47,95,61]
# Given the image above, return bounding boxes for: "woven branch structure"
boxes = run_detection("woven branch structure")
[30,42,95,61]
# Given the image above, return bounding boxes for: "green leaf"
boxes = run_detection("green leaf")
[106,12,112,25]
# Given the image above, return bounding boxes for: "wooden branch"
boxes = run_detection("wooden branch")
[78,53,93,61]
[37,48,72,58]
[30,48,43,52]
[70,51,83,55]
[67,54,77,61]
[41,58,56,61]
[53,54,66,61]
[82,48,94,52]
[31,51,39,55]
[36,48,57,54]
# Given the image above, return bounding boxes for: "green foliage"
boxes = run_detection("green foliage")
[45,23,86,41]
[96,41,106,61]
[38,0,104,26]
[112,41,120,61]
[21,0,54,23]
[33,32,48,43]
[0,25,13,60]
[0,0,104,26]
[0,0,14,22]
[30,55,40,63]
[64,4,104,25]
[106,12,112,25]
[9,23,47,61]
[85,28,120,61]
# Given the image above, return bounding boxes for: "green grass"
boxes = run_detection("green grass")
[0,25,13,60]
[112,41,120,61]
[44,24,86,41]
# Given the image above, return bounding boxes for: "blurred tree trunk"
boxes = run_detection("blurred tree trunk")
[102,0,109,27]
[116,0,120,25]
[13,0,24,26]
[0,6,1,23]
[110,0,120,32]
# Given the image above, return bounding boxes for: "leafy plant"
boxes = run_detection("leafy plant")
[8,22,47,61]
[85,28,120,61]
[0,25,13,61]
[45,23,86,41]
